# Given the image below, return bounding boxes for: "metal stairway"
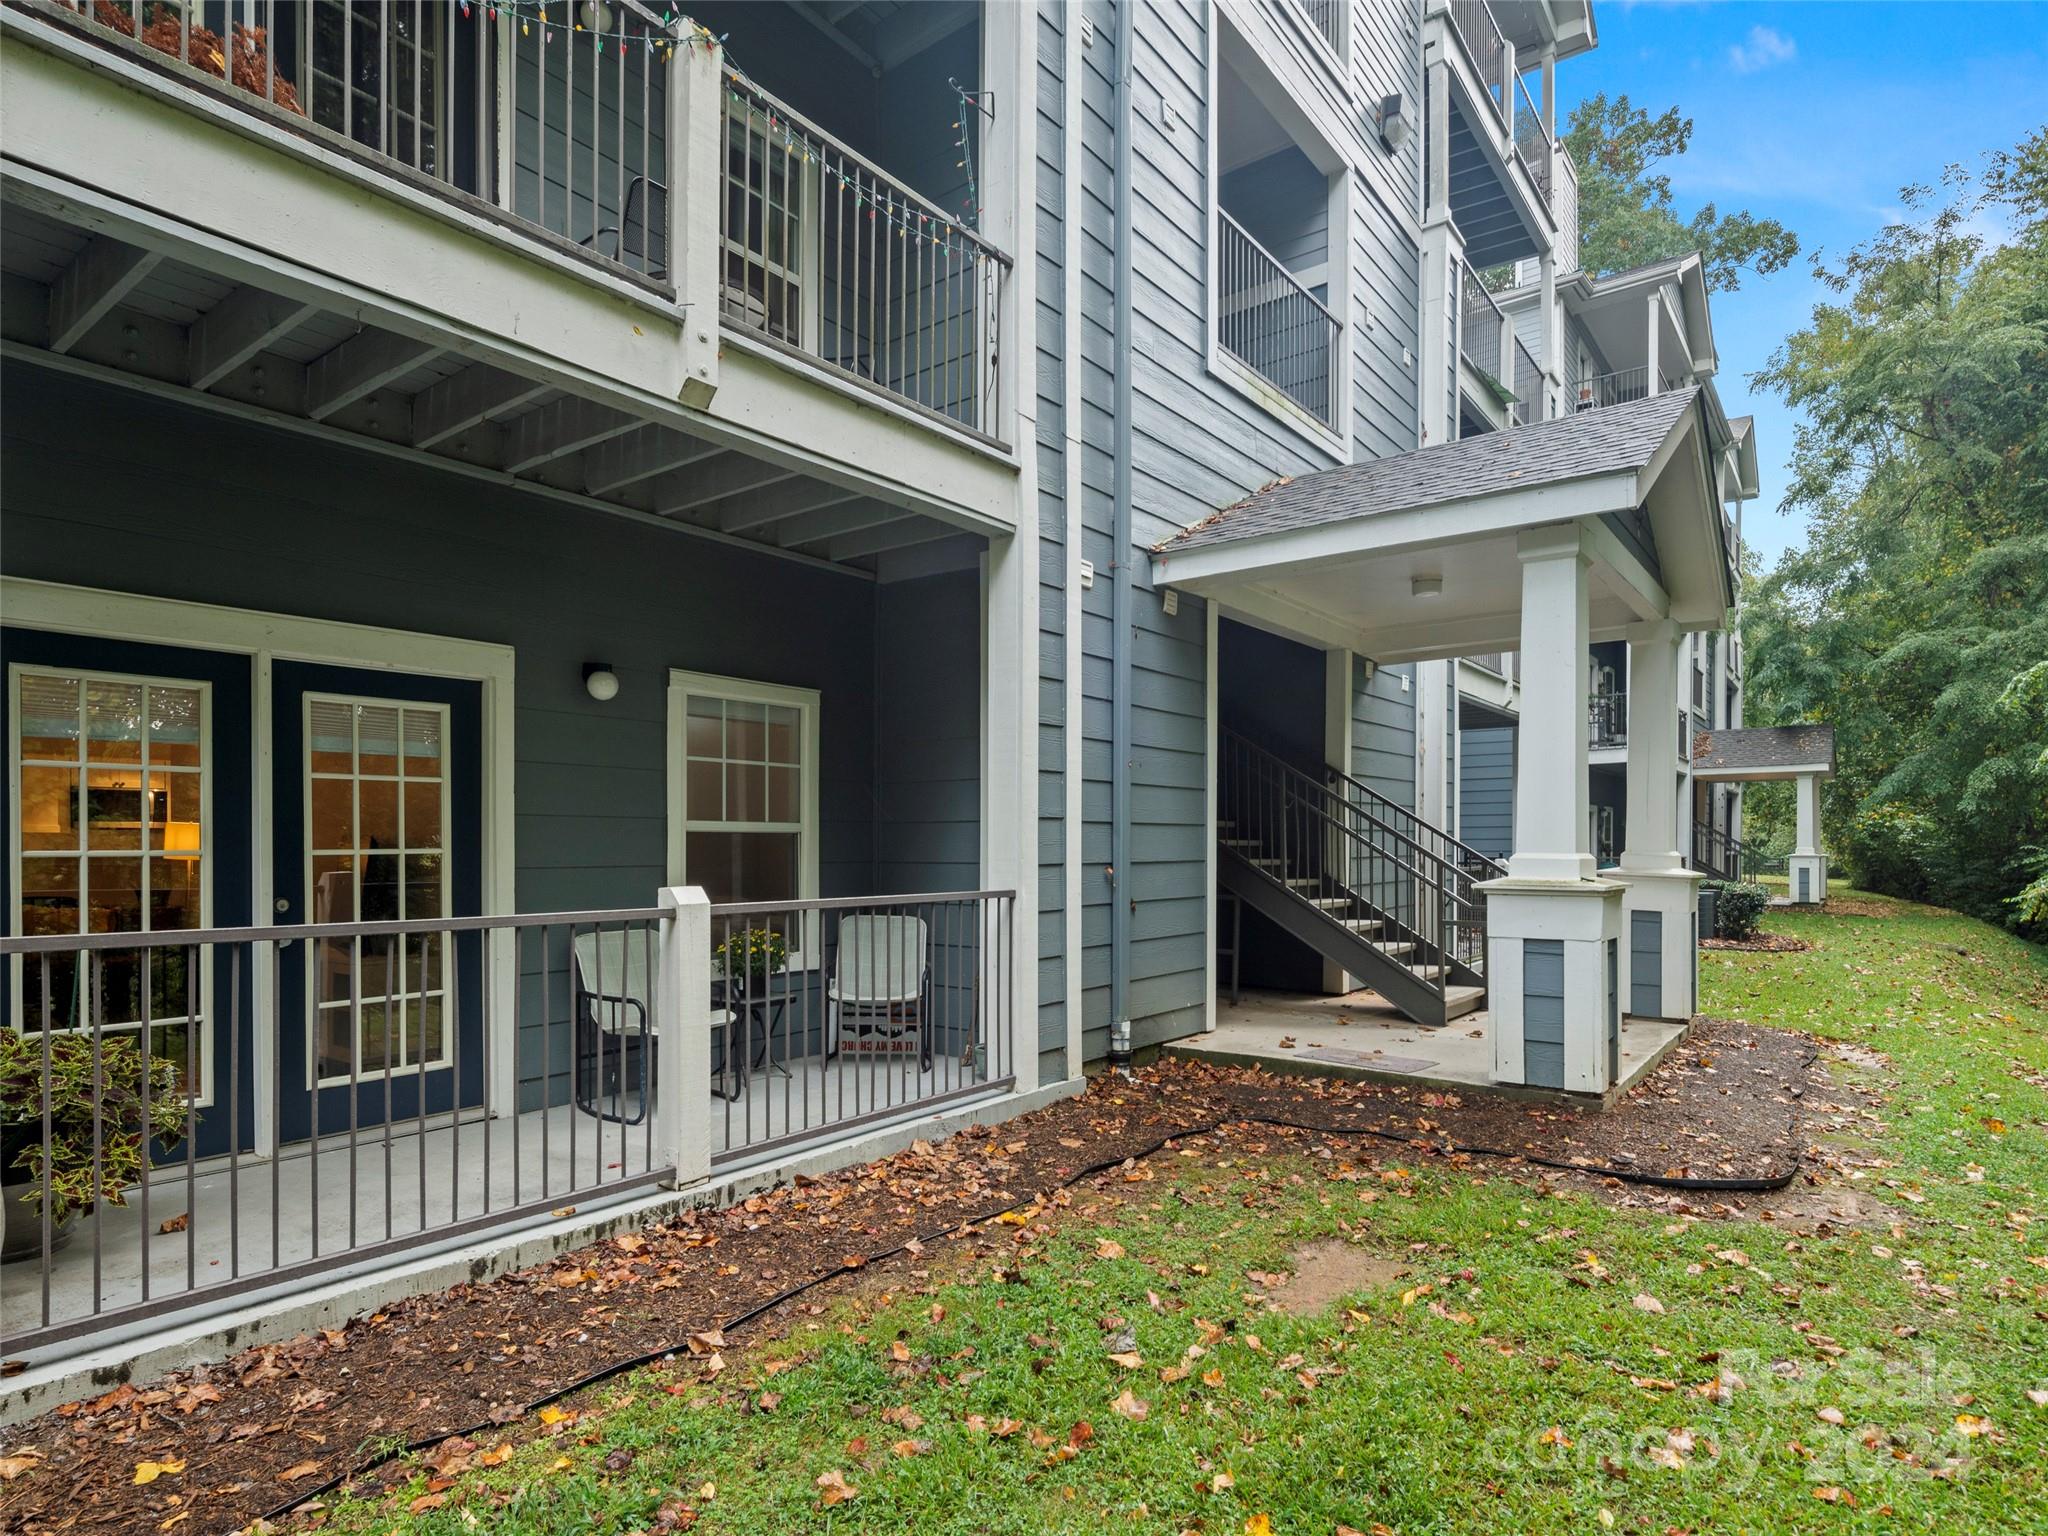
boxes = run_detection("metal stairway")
[1217,729,1501,1028]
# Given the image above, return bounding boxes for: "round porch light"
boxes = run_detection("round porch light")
[583,663,621,702]
[1411,575,1444,599]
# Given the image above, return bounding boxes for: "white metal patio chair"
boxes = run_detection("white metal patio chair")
[827,913,931,1071]
[573,928,739,1124]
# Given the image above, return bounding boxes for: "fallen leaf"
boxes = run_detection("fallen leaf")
[1632,1293,1665,1315]
[1244,1516,1274,1536]
[0,1454,41,1481]
[132,1459,186,1486]
[1096,1239,1126,1260]
[278,1460,321,1483]
[477,1445,514,1467]
[1111,1388,1149,1420]
[1109,1350,1145,1370]
[816,1469,859,1506]
[1955,1414,1992,1437]
[408,1492,447,1514]
[157,1213,189,1235]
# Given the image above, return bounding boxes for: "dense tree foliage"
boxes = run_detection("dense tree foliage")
[1564,93,1800,290]
[1741,130,2048,936]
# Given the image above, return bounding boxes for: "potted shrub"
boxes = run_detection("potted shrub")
[714,926,789,999]
[0,1031,188,1263]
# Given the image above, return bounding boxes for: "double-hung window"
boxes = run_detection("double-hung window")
[669,672,819,947]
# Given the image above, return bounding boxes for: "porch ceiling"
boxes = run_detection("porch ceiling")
[1447,101,1543,270]
[1150,390,1735,663]
[0,197,975,579]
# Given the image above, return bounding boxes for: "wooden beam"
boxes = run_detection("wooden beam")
[187,286,319,390]
[713,479,862,535]
[48,236,162,355]
[584,426,722,496]
[502,396,637,474]
[649,454,798,516]
[774,500,901,549]
[305,328,439,421]
[828,516,952,562]
[410,364,551,450]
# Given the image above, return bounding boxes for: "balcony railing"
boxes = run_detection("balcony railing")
[1691,824,1747,884]
[27,1,1012,442]
[1511,333,1541,425]
[1443,0,1508,125]
[1217,209,1342,429]
[1569,366,1686,413]
[1460,268,1504,375]
[1,890,1014,1357]
[1291,0,1342,53]
[1513,71,1550,200]
[1590,691,1627,748]
[721,71,1011,440]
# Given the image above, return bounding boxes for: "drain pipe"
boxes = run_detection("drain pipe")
[1108,0,1137,1062]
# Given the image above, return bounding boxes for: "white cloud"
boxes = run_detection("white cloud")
[1727,25,1797,74]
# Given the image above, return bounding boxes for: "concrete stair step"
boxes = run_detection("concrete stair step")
[1443,984,1486,1021]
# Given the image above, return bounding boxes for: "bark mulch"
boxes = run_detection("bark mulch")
[0,1018,1816,1536]
[1701,933,1815,953]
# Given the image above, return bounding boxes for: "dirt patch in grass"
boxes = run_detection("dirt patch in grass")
[0,1029,1816,1536]
[1264,1239,1412,1315]
[1701,933,1815,953]
[1753,1178,1893,1234]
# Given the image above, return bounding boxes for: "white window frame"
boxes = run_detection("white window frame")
[7,662,216,1106]
[301,692,456,1089]
[665,669,821,961]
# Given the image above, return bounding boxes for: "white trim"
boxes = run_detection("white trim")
[1203,601,1220,1033]
[2,578,518,1155]
[1062,4,1086,1077]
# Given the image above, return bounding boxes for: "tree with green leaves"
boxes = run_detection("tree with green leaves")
[1565,93,1800,290]
[1741,129,2048,936]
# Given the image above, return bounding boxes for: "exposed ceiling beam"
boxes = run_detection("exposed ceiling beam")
[305,328,440,421]
[187,286,319,391]
[584,425,722,496]
[502,396,637,474]
[828,515,952,562]
[410,363,551,450]
[790,1,881,72]
[774,500,902,549]
[649,454,798,517]
[48,236,162,355]
[713,479,863,536]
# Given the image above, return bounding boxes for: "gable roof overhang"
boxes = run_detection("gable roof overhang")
[1150,390,1735,664]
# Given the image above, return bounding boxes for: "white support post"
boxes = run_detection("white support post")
[1789,772,1826,904]
[1323,647,1354,994]
[1538,250,1559,413]
[1645,291,1661,396]
[669,28,723,407]
[1613,622,1699,1022]
[1509,527,1593,883]
[657,885,713,1188]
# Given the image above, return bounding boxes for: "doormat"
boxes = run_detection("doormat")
[1293,1047,1439,1074]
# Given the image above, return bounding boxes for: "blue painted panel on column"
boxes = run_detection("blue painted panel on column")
[1607,936,1620,1084]
[1796,867,1812,903]
[1630,910,1663,1018]
[1523,938,1565,1089]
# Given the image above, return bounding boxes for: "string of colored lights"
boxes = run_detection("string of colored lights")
[459,1,992,254]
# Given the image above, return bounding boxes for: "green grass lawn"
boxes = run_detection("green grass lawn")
[325,894,2048,1535]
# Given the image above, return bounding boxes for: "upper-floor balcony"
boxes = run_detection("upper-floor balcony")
[1,0,1020,550]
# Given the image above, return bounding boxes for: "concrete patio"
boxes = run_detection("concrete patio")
[1163,987,1689,1106]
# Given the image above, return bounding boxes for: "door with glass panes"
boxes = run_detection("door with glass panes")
[271,663,482,1143]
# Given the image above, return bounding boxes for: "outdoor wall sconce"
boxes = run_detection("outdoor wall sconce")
[583,663,620,702]
[1376,93,1411,154]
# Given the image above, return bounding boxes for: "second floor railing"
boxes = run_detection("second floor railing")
[1590,691,1627,748]
[1460,268,1504,375]
[1570,366,1685,413]
[1513,71,1551,200]
[1217,210,1342,429]
[1443,0,1507,124]
[1512,333,1542,425]
[1291,0,1342,53]
[721,70,1011,440]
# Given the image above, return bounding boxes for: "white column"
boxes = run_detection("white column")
[1415,657,1451,832]
[1795,772,1820,856]
[1420,223,1463,446]
[1510,527,1593,881]
[657,885,713,1188]
[1645,292,1661,396]
[1789,771,1827,903]
[1323,647,1354,994]
[1619,624,1683,871]
[1538,251,1559,414]
[1426,58,1452,213]
[671,33,724,408]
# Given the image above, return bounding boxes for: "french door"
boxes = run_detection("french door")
[271,662,482,1144]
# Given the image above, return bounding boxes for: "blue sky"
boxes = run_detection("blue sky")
[1557,0,2048,565]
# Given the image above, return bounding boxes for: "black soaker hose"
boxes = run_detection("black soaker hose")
[250,1103,1803,1528]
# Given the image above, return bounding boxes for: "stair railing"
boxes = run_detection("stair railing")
[1219,731,1490,1000]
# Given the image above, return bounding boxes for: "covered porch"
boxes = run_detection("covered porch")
[1155,389,1742,1099]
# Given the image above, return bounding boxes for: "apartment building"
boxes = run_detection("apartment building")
[0,0,1759,1393]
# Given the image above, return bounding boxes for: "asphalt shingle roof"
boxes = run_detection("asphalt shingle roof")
[1694,724,1836,776]
[1160,388,1699,553]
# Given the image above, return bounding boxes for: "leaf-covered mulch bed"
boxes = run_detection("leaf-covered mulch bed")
[1700,933,1815,953]
[0,1020,1815,1536]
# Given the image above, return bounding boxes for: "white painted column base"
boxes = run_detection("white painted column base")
[1612,866,1701,1023]
[1787,854,1828,906]
[1481,877,1624,1095]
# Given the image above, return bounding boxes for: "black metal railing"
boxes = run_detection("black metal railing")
[1292,0,1342,53]
[705,891,1013,1169]
[1218,731,1498,1000]
[1690,824,1747,884]
[1512,334,1542,425]
[1513,70,1550,199]
[1461,267,1504,375]
[1443,0,1507,123]
[1590,690,1627,748]
[1217,210,1342,428]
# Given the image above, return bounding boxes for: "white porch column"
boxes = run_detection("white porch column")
[1415,657,1452,833]
[1420,222,1464,446]
[1510,528,1593,882]
[1645,292,1661,395]
[1789,772,1826,903]
[1614,623,1699,1022]
[669,32,725,408]
[657,885,713,1189]
[1323,647,1355,994]
[1538,250,1559,414]
[1481,526,1625,1097]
